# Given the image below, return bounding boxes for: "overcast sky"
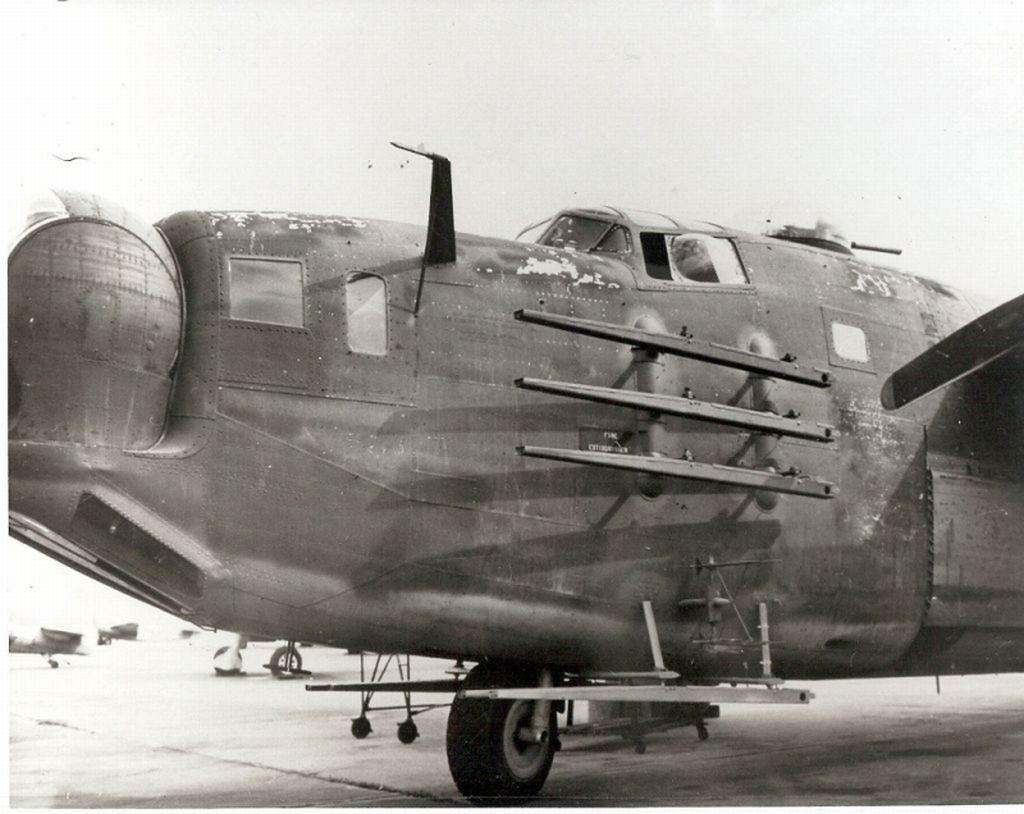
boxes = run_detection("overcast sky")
[3,0,1023,629]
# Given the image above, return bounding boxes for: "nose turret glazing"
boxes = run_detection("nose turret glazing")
[8,191,183,450]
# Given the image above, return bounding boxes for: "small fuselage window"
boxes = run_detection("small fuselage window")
[831,322,870,363]
[346,273,388,356]
[228,257,304,326]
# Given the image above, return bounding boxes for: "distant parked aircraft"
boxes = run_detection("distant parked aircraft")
[9,625,92,668]
[96,621,138,645]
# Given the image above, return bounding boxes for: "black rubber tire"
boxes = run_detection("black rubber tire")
[445,662,556,803]
[351,716,372,739]
[269,645,302,675]
[397,718,419,744]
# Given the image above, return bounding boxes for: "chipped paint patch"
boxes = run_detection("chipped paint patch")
[208,211,368,232]
[838,395,919,543]
[519,257,574,278]
[840,396,904,456]
[482,255,620,289]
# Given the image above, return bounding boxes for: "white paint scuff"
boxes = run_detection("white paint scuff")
[209,211,368,232]
[484,255,620,289]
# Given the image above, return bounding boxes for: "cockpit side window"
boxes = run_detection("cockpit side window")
[669,236,717,282]
[538,215,612,251]
[640,232,748,284]
[640,232,673,280]
[593,226,632,254]
[669,234,748,284]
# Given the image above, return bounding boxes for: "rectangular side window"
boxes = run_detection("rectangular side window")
[347,273,387,356]
[228,257,304,326]
[668,235,749,284]
[642,233,748,284]
[640,233,672,280]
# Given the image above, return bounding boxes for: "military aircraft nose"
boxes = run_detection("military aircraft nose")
[7,191,183,450]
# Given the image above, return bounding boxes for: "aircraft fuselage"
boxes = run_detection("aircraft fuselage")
[9,195,1024,681]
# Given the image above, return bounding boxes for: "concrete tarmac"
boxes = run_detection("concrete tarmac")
[8,639,1024,807]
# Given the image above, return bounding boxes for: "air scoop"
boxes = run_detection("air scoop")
[8,190,183,450]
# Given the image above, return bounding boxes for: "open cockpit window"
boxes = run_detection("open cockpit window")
[640,233,672,280]
[641,233,748,285]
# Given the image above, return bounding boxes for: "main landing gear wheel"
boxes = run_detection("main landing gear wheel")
[446,663,556,802]
[212,642,243,676]
[47,658,59,669]
[268,644,302,676]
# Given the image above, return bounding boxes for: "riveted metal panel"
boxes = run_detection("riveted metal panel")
[8,215,182,450]
[315,271,418,406]
[926,469,1024,628]
[219,322,314,388]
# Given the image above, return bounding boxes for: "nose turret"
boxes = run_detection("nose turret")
[8,191,182,450]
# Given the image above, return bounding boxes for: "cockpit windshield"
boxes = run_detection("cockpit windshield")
[593,226,631,254]
[538,215,613,251]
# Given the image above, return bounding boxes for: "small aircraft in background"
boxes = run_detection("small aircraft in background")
[10,619,139,665]
[9,625,93,668]
[96,621,138,645]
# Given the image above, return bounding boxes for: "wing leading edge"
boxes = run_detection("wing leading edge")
[882,292,1024,410]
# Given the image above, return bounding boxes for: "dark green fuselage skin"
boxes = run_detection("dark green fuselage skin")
[9,203,1024,681]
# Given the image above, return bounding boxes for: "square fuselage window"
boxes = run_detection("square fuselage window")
[831,322,870,363]
[228,258,304,326]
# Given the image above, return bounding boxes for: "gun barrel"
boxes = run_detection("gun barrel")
[851,241,902,255]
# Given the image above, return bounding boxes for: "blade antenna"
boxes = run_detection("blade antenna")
[391,142,456,315]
